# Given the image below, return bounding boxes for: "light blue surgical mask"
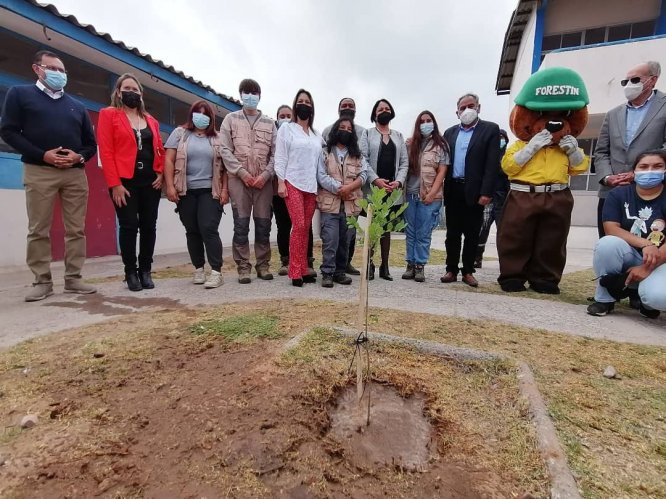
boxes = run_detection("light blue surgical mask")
[420,122,434,136]
[241,93,260,110]
[277,118,290,128]
[192,112,210,129]
[44,69,67,91]
[634,170,665,189]
[500,139,507,148]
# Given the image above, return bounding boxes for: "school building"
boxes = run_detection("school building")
[0,0,241,267]
[496,0,666,225]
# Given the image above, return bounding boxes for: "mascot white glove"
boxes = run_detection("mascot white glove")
[559,135,584,166]
[513,129,552,166]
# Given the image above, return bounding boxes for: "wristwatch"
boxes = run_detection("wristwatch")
[78,154,85,164]
[601,175,609,186]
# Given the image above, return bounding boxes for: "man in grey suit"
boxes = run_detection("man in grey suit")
[594,61,666,238]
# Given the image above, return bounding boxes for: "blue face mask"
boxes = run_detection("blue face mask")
[420,122,434,136]
[241,93,260,110]
[500,139,507,148]
[192,112,210,130]
[44,69,67,91]
[634,171,665,189]
[277,118,290,128]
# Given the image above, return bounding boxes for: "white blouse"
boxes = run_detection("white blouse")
[274,122,324,193]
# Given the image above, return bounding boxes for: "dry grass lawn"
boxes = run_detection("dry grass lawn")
[1,300,664,498]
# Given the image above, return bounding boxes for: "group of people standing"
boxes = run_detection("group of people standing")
[3,49,664,322]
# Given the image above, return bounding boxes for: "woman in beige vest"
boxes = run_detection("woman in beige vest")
[317,118,368,288]
[402,111,448,282]
[163,100,228,288]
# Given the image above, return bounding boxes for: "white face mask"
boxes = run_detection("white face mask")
[624,81,644,101]
[459,108,478,125]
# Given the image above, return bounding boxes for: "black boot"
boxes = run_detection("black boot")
[367,261,375,281]
[125,271,143,292]
[402,263,415,280]
[379,264,393,281]
[139,270,155,289]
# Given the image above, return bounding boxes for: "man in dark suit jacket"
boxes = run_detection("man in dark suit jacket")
[441,93,501,287]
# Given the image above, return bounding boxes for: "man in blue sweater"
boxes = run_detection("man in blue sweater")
[0,50,97,301]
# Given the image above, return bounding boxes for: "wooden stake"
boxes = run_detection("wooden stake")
[357,206,373,403]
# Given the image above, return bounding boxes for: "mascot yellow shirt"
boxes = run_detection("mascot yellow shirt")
[502,141,589,185]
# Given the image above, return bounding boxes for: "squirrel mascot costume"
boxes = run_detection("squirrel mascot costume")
[497,67,590,294]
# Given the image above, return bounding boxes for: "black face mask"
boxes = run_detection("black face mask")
[337,130,353,145]
[121,91,141,109]
[295,103,313,120]
[339,109,355,120]
[376,111,392,125]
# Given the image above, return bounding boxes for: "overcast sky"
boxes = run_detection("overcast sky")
[51,0,517,134]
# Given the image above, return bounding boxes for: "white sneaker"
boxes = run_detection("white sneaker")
[204,270,224,288]
[193,267,206,285]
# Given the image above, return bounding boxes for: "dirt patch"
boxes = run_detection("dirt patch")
[329,384,432,472]
[44,293,183,316]
[0,310,545,498]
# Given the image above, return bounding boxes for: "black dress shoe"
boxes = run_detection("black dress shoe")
[303,275,316,283]
[125,271,143,292]
[379,264,393,281]
[346,263,361,276]
[292,278,303,287]
[139,271,155,289]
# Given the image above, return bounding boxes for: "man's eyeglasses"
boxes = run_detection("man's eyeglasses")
[36,64,67,74]
[620,76,644,87]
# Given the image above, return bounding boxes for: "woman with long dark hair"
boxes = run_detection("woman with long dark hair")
[163,100,228,289]
[402,111,449,282]
[98,73,165,291]
[588,150,666,318]
[360,98,409,280]
[317,117,368,287]
[274,89,324,287]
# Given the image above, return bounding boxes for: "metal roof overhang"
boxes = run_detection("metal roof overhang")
[0,0,241,113]
[495,0,537,95]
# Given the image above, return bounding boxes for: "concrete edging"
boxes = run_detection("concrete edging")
[284,326,581,499]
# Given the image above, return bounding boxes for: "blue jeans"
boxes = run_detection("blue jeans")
[593,236,666,311]
[404,193,441,265]
[320,211,354,275]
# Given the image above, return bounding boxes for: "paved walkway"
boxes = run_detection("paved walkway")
[0,227,663,349]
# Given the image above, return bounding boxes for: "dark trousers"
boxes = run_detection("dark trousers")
[113,183,161,273]
[272,195,314,262]
[497,189,574,287]
[444,182,484,275]
[597,198,605,239]
[320,211,351,275]
[476,189,508,261]
[177,188,224,271]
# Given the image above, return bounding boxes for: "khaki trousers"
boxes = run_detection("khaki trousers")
[228,175,273,273]
[23,163,89,284]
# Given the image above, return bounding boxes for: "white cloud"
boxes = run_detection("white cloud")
[51,0,517,134]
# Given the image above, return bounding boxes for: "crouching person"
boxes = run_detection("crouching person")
[317,118,368,288]
[588,150,666,319]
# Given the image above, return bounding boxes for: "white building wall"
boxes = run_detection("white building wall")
[509,10,538,98]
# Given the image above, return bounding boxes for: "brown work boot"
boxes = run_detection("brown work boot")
[64,278,97,294]
[414,265,425,283]
[278,257,289,276]
[402,263,415,280]
[25,282,54,302]
[238,272,252,284]
[257,268,274,280]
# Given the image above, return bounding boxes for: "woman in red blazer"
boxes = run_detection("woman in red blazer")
[98,73,165,291]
